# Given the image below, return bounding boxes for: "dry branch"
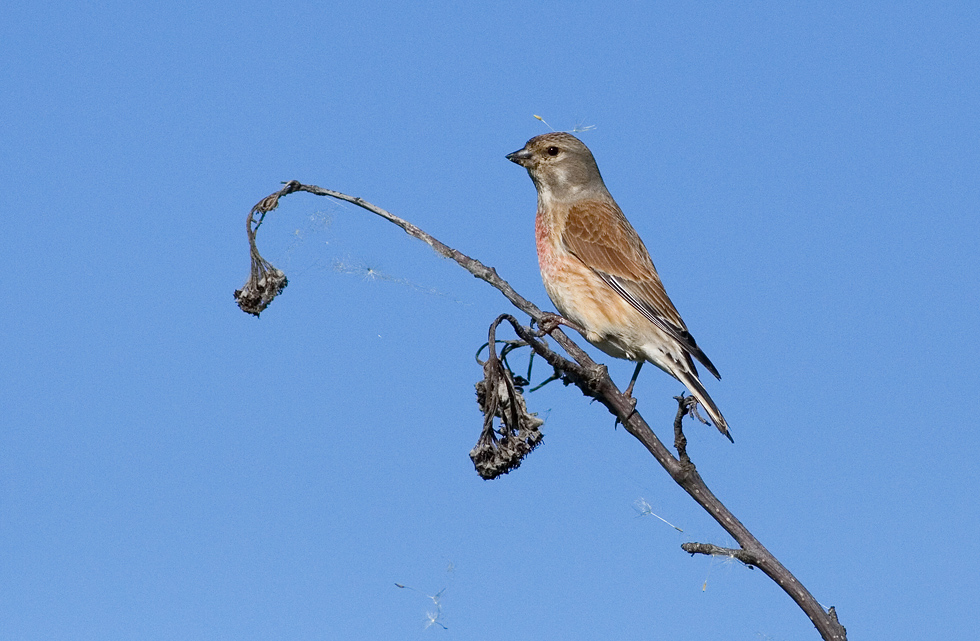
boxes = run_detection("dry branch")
[234,182,848,641]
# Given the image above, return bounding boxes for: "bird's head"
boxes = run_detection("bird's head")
[507,132,607,200]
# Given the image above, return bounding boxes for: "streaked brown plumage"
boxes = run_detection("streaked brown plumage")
[507,132,730,440]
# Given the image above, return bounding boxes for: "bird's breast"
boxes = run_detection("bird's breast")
[535,210,647,362]
[535,211,566,304]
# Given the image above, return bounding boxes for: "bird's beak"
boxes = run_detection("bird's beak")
[506,147,532,166]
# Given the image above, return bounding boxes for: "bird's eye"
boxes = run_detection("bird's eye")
[547,146,560,156]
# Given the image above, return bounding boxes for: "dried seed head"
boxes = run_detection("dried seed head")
[235,253,287,317]
[234,187,296,317]
[470,355,544,480]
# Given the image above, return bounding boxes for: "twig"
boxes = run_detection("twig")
[681,542,758,567]
[672,395,692,465]
[234,183,848,641]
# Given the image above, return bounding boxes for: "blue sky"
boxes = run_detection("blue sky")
[3,1,979,639]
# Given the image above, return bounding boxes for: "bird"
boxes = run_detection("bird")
[506,132,731,441]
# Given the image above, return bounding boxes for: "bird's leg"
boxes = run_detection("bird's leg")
[535,312,584,337]
[623,361,643,398]
[610,361,643,427]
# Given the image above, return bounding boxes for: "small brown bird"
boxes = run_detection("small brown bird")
[507,132,731,441]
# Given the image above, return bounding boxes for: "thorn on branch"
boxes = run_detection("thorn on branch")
[827,606,847,637]
[470,316,545,480]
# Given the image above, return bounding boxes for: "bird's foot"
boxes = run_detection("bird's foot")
[613,387,638,429]
[614,398,638,428]
[614,361,642,427]
[534,312,583,337]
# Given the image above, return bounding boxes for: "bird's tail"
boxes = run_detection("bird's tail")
[673,368,732,442]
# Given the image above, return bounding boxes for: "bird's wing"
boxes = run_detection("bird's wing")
[563,200,721,380]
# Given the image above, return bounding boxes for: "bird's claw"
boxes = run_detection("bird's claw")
[535,312,580,336]
[614,390,638,429]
